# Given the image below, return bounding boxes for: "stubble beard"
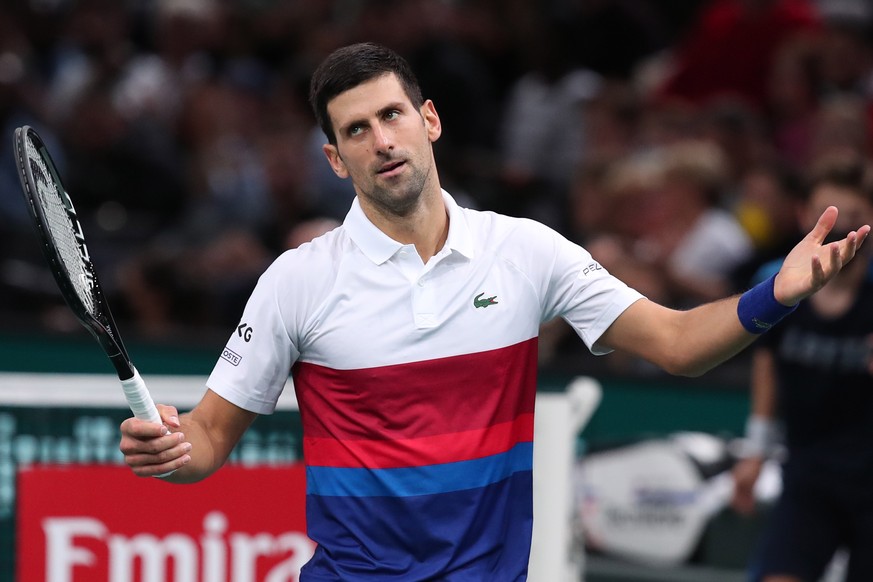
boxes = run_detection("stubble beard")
[364,155,433,219]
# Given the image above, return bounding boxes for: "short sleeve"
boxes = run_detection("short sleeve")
[206,258,300,414]
[510,219,644,355]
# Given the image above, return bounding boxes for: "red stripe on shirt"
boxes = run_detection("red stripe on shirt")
[304,413,534,468]
[292,338,538,441]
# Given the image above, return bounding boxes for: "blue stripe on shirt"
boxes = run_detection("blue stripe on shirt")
[306,441,534,497]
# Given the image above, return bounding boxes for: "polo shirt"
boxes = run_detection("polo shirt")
[207,190,643,581]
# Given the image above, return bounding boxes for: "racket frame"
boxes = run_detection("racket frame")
[14,125,134,380]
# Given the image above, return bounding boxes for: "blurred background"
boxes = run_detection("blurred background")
[5,0,857,347]
[1,0,872,580]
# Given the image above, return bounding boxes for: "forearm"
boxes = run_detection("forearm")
[600,207,870,376]
[741,348,782,459]
[599,295,756,376]
[601,274,799,377]
[161,390,258,482]
[158,410,228,484]
[656,296,757,377]
[749,348,778,418]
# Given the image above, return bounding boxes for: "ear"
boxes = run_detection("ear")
[322,144,349,179]
[421,100,442,143]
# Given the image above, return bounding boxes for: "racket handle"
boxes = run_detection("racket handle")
[121,367,178,478]
[120,367,162,424]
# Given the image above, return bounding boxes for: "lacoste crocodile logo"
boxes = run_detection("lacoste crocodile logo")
[473,292,498,308]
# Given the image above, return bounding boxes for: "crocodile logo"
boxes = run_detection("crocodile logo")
[473,292,498,309]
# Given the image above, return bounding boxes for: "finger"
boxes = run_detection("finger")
[828,240,843,275]
[834,226,871,263]
[157,404,181,429]
[845,227,871,259]
[129,450,192,478]
[120,416,171,439]
[807,205,838,244]
[120,430,186,456]
[122,431,192,478]
[810,252,825,287]
[124,437,190,467]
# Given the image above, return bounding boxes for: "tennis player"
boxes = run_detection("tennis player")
[119,42,870,581]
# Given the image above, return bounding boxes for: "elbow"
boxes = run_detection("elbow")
[674,364,710,378]
[658,353,712,378]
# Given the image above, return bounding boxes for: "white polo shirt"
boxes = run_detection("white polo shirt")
[209,190,642,412]
[206,189,643,581]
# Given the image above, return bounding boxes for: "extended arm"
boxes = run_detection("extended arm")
[598,206,870,376]
[119,389,257,482]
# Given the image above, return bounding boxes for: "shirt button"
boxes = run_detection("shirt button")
[418,280,425,287]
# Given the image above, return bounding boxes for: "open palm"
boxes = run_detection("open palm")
[774,206,871,306]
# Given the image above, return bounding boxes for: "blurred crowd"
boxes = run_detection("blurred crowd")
[1,0,872,361]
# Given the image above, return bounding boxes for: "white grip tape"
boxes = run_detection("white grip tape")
[120,367,162,424]
[121,367,177,477]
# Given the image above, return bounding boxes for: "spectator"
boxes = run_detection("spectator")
[766,38,821,169]
[656,0,821,112]
[731,161,806,290]
[495,14,602,228]
[808,94,871,161]
[588,141,754,307]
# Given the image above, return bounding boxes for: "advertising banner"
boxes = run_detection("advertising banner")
[0,373,303,580]
[17,465,312,582]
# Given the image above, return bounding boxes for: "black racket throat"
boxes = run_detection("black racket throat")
[89,325,135,380]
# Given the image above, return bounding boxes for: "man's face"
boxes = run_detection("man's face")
[806,184,873,238]
[322,73,441,217]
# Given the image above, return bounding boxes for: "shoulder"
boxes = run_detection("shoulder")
[460,206,566,249]
[259,226,347,291]
[457,208,597,287]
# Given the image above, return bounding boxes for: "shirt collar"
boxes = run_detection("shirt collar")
[343,189,475,265]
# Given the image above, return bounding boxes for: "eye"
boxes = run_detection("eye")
[385,110,400,121]
[348,125,363,137]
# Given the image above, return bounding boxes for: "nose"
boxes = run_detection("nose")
[372,122,393,153]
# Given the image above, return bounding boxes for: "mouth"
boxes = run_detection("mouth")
[376,160,406,176]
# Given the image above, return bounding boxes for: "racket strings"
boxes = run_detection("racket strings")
[25,136,98,317]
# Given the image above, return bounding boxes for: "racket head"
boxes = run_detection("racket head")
[13,125,132,372]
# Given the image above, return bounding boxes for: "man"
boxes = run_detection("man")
[732,153,873,582]
[120,43,870,581]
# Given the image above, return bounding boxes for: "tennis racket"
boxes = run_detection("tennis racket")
[13,125,163,425]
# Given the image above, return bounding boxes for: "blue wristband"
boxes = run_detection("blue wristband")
[737,274,798,334]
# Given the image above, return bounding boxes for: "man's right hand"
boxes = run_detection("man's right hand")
[119,404,192,478]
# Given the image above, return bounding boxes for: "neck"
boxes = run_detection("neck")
[361,186,449,263]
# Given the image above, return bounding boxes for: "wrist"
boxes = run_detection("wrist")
[770,273,797,307]
[737,274,798,334]
[741,414,782,458]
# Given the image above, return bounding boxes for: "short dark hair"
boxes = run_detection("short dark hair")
[308,42,424,145]
[807,152,873,204]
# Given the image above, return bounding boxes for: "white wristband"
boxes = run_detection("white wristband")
[743,415,782,458]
